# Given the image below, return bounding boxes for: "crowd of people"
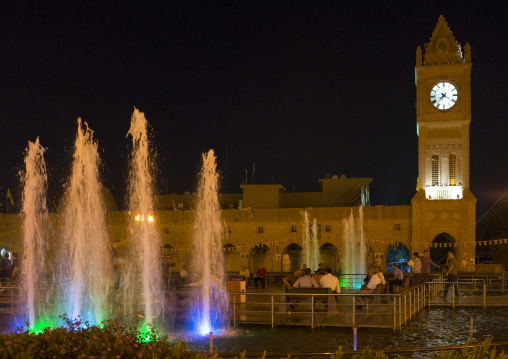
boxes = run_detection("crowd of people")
[165,249,459,310]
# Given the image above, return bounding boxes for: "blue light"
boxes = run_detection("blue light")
[198,322,211,336]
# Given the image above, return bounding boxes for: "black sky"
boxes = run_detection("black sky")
[1,2,507,217]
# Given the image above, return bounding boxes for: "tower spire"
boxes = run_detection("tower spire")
[424,15,463,65]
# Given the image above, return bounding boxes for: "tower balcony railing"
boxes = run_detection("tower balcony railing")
[425,185,463,200]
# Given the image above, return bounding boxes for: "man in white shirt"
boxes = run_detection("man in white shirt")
[374,266,386,285]
[319,268,341,313]
[412,252,422,285]
[319,268,340,293]
[355,267,381,308]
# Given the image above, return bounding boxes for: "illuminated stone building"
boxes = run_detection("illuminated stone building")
[145,16,475,274]
[0,16,477,275]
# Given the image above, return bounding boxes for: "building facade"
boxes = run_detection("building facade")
[0,16,478,275]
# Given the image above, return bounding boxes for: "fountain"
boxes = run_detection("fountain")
[341,205,367,288]
[189,149,229,335]
[21,137,48,329]
[19,111,163,331]
[125,108,162,326]
[59,119,112,325]
[301,210,321,272]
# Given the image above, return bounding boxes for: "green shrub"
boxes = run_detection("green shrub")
[0,314,214,359]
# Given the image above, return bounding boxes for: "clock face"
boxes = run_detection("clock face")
[430,82,458,110]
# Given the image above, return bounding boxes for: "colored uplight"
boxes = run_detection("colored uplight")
[198,322,211,336]
[29,319,56,334]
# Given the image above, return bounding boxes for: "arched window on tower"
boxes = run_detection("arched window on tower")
[431,154,439,186]
[449,154,457,186]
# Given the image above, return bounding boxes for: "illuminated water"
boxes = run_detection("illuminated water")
[59,119,112,324]
[125,108,162,325]
[21,137,48,329]
[190,149,229,334]
[301,211,321,272]
[180,307,508,358]
[342,206,367,288]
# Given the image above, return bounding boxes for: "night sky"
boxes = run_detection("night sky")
[1,2,507,217]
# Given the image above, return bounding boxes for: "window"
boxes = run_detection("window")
[324,225,331,232]
[290,225,297,233]
[393,224,400,231]
[258,226,264,234]
[449,154,456,186]
[432,155,439,185]
[438,40,447,53]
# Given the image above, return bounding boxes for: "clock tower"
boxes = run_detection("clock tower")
[411,16,476,271]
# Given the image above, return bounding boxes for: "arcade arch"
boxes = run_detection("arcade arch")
[282,243,302,273]
[249,244,270,271]
[386,242,411,273]
[320,243,338,272]
[431,232,456,266]
[223,243,236,271]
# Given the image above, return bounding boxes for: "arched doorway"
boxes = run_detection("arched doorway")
[319,243,338,272]
[282,243,302,273]
[249,244,270,272]
[431,233,456,267]
[223,243,236,272]
[386,242,411,273]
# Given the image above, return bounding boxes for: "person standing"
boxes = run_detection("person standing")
[421,249,440,283]
[443,251,459,297]
[412,252,422,285]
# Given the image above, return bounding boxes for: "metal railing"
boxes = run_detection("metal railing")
[425,276,508,308]
[224,285,427,332]
[3,274,507,333]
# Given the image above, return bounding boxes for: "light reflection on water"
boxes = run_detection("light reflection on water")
[180,308,508,357]
[2,308,506,358]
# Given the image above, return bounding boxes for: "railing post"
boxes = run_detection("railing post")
[452,284,455,309]
[483,282,487,309]
[233,296,237,328]
[271,295,274,328]
[392,296,396,332]
[409,290,412,320]
[404,293,407,326]
[311,295,314,329]
[353,295,356,329]
[423,283,430,308]
[162,292,165,324]
[399,296,402,332]
[11,288,14,315]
